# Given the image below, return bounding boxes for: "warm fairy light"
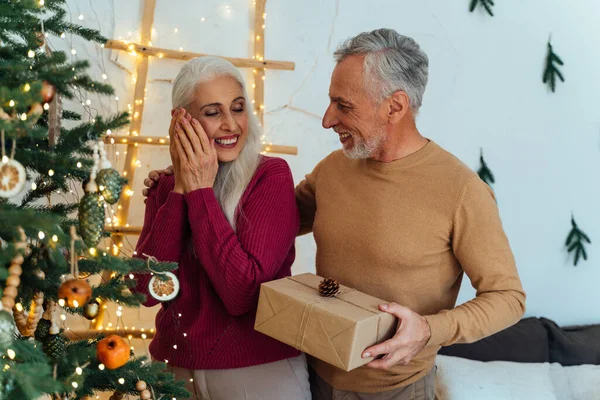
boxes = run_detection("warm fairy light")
[118,378,125,384]
[173,345,177,349]
[60,314,66,321]
[77,162,82,168]
[43,103,49,110]
[252,84,256,89]
[72,382,78,389]
[106,129,112,135]
[6,349,15,360]
[38,231,45,240]
[1,156,7,164]
[58,299,65,307]
[158,53,164,59]
[108,323,113,328]
[164,359,169,364]
[89,247,97,256]
[20,113,27,121]
[183,333,187,337]
[125,189,134,197]
[60,33,66,38]
[28,50,35,58]
[71,48,77,55]
[98,364,105,370]
[174,28,179,33]
[201,17,206,22]
[31,182,37,190]
[39,0,44,5]
[76,367,83,375]
[179,47,183,51]
[48,169,54,176]
[9,100,15,107]
[115,96,119,101]
[86,99,91,105]
[141,334,147,339]
[78,14,84,20]
[116,310,122,317]
[52,235,58,243]
[24,83,31,92]
[15,303,23,312]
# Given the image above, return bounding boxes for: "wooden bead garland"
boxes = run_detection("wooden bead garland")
[2,227,27,310]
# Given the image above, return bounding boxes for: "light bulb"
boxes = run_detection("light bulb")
[86,99,91,105]
[76,162,82,168]
[43,103,49,110]
[58,299,65,307]
[1,156,7,164]
[39,0,44,5]
[52,235,58,243]
[118,378,125,384]
[106,129,112,135]
[60,33,65,38]
[78,14,84,20]
[76,367,82,375]
[60,314,66,321]
[98,364,105,370]
[174,28,179,33]
[8,100,14,107]
[38,231,45,240]
[102,73,107,80]
[31,182,37,190]
[28,50,35,58]
[89,247,97,256]
[7,349,15,360]
[48,169,54,176]
[71,48,77,55]
[24,83,31,92]
[72,382,78,388]
[15,303,23,312]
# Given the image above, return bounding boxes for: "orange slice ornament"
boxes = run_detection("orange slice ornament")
[0,159,26,198]
[148,272,179,302]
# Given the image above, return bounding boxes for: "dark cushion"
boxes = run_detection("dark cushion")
[541,318,600,366]
[438,317,550,363]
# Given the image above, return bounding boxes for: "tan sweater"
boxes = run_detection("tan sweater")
[295,140,526,393]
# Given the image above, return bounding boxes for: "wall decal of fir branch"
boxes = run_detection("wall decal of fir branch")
[477,149,495,186]
[470,0,494,16]
[565,214,591,266]
[543,40,564,92]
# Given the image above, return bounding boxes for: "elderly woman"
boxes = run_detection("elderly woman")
[134,56,309,400]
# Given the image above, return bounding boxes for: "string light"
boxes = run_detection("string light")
[71,48,77,55]
[43,103,49,110]
[72,382,78,389]
[98,364,105,370]
[86,99,91,105]
[201,17,206,22]
[52,235,58,243]
[7,349,15,360]
[58,299,65,307]
[89,247,97,256]
[174,28,179,33]
[28,50,35,58]
[39,0,44,5]
[78,14,84,20]
[15,303,23,312]
[31,182,37,190]
[118,378,125,384]
[8,100,14,107]
[76,367,83,375]
[77,162,82,168]
[38,231,45,240]
[106,129,112,135]
[60,33,66,39]
[24,83,31,92]
[60,314,66,321]
[48,169,54,176]
[1,156,7,164]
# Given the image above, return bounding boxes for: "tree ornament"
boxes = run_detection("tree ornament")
[96,141,123,204]
[42,333,66,360]
[96,334,130,369]
[24,292,44,336]
[58,279,92,308]
[145,255,179,302]
[565,214,591,266]
[469,0,494,16]
[0,306,16,350]
[2,227,26,310]
[34,317,52,342]
[543,40,565,93]
[40,81,56,103]
[79,144,104,247]
[477,149,495,187]
[82,298,100,320]
[0,159,26,198]
[318,277,340,297]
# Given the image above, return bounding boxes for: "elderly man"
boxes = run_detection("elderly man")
[143,28,525,400]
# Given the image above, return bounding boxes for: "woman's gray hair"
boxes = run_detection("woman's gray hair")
[334,28,429,111]
[172,56,262,231]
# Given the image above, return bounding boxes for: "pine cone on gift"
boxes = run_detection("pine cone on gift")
[318,277,340,297]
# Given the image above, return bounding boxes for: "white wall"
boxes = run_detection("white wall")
[62,0,600,327]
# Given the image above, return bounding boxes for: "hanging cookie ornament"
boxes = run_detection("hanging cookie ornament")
[145,254,180,302]
[0,131,26,198]
[96,140,123,204]
[78,144,105,247]
[58,227,92,308]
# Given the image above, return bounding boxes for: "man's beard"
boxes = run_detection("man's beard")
[342,127,387,159]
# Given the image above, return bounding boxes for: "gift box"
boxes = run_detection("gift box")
[254,273,397,371]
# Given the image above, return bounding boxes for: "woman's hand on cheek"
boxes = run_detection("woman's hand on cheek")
[175,117,218,192]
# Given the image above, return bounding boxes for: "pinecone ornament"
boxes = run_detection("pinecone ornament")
[34,318,51,342]
[78,190,104,247]
[43,333,66,360]
[97,168,123,205]
[318,277,340,297]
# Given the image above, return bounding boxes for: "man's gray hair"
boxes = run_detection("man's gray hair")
[334,28,429,111]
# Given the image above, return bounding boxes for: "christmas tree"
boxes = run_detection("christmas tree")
[0,1,187,398]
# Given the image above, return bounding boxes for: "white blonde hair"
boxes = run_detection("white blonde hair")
[172,56,262,230]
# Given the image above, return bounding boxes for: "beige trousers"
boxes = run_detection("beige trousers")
[164,354,311,400]
[309,367,435,400]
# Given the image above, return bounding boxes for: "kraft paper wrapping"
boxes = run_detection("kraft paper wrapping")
[254,273,397,371]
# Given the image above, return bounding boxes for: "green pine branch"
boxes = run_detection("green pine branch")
[543,40,564,92]
[469,0,494,16]
[477,149,495,186]
[565,215,591,266]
